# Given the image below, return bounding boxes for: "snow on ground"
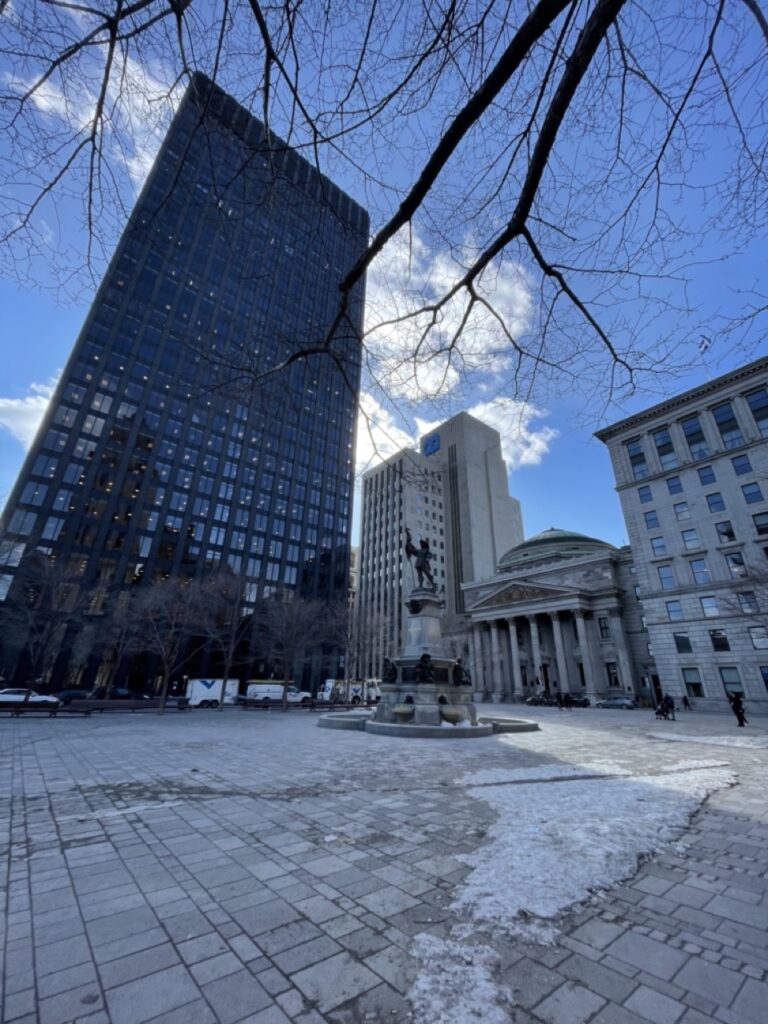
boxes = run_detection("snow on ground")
[647,731,768,749]
[407,763,734,1024]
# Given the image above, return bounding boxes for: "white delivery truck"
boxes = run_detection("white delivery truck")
[239,681,313,707]
[318,679,381,705]
[185,678,239,708]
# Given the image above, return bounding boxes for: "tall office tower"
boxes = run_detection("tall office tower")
[356,412,523,675]
[0,74,368,690]
[596,356,768,714]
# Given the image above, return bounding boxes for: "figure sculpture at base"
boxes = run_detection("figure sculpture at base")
[415,653,434,683]
[382,658,397,684]
[453,658,471,686]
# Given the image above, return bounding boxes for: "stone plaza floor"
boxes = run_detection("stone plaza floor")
[1,704,767,1024]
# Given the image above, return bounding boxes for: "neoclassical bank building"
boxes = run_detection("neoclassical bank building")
[462,529,657,705]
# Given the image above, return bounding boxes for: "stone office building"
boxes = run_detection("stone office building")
[596,357,768,713]
[462,528,653,704]
[357,412,523,677]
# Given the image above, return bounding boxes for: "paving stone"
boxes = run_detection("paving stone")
[500,956,565,1009]
[624,984,686,1024]
[176,932,230,965]
[141,1000,217,1023]
[570,918,626,950]
[38,982,105,1024]
[363,945,418,994]
[604,931,689,981]
[272,935,342,975]
[202,968,272,1023]
[93,926,169,965]
[3,988,36,1021]
[37,960,99,999]
[291,951,381,1013]
[534,980,606,1024]
[558,952,637,1003]
[98,943,180,990]
[729,977,768,1023]
[672,957,744,1006]
[231,898,301,937]
[189,952,243,986]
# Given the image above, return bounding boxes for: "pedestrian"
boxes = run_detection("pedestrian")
[554,691,563,710]
[728,692,748,728]
[563,692,572,711]
[682,695,691,711]
[662,693,676,721]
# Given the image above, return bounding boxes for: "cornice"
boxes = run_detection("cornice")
[594,356,768,443]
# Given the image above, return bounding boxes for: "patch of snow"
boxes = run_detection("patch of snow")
[453,767,733,934]
[408,933,514,1024]
[408,764,735,1022]
[647,731,768,749]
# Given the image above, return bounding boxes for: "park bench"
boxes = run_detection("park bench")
[65,697,190,715]
[4,702,60,717]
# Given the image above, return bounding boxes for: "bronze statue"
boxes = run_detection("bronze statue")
[414,653,434,683]
[405,527,435,589]
[453,658,471,686]
[382,657,397,684]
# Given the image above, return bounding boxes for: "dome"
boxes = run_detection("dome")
[497,527,615,571]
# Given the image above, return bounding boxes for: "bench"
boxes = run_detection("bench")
[65,697,190,715]
[4,703,61,717]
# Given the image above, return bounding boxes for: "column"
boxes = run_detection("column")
[527,615,542,688]
[551,613,570,693]
[506,616,523,699]
[609,610,635,696]
[489,620,503,702]
[574,609,600,698]
[469,625,484,702]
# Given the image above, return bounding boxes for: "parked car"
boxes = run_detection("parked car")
[595,696,636,709]
[90,687,152,700]
[525,694,557,706]
[568,695,591,707]
[0,688,60,708]
[55,688,91,705]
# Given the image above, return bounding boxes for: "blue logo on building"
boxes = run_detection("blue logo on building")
[422,433,440,456]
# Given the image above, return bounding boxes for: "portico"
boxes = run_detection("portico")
[462,529,652,704]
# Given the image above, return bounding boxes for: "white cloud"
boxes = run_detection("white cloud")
[0,378,57,448]
[354,392,415,477]
[416,396,558,469]
[364,228,533,401]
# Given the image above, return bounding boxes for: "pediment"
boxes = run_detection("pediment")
[471,581,575,609]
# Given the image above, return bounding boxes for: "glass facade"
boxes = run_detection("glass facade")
[0,75,369,688]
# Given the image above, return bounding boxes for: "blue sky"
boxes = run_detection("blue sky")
[1,3,766,553]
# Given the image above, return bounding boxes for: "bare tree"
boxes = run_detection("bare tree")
[254,589,347,710]
[2,1,767,420]
[90,589,145,696]
[195,570,254,710]
[133,576,205,713]
[0,550,90,688]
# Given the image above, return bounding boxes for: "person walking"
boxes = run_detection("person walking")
[563,692,573,711]
[662,693,676,721]
[728,692,748,727]
[682,695,692,711]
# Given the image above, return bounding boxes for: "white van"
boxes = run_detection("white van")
[241,681,312,706]
[186,678,239,708]
[318,679,381,704]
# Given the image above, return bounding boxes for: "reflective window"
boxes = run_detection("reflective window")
[674,633,692,653]
[652,427,677,469]
[706,493,726,513]
[709,629,730,652]
[681,414,709,459]
[666,600,684,621]
[657,564,676,589]
[746,387,768,437]
[700,595,719,617]
[626,438,649,480]
[689,558,710,584]
[742,482,763,504]
[681,529,699,550]
[697,465,715,485]
[666,476,683,495]
[674,501,691,520]
[715,520,736,543]
[712,401,744,449]
[731,453,752,476]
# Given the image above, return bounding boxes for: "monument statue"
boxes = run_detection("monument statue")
[414,653,435,683]
[453,658,471,686]
[382,657,397,684]
[405,527,435,589]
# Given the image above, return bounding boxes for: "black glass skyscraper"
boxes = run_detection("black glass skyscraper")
[0,75,368,689]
